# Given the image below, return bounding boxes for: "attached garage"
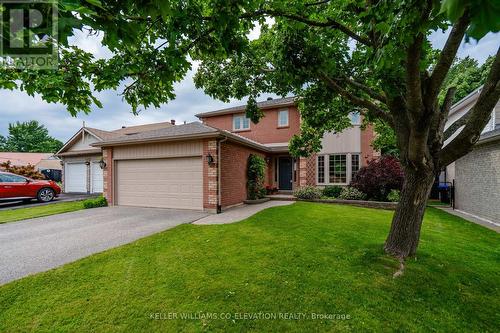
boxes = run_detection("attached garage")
[65,163,87,192]
[115,157,203,209]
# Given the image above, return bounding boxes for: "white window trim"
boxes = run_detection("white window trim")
[316,153,361,186]
[278,108,289,127]
[233,114,250,131]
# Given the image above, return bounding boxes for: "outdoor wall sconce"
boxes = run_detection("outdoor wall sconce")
[85,161,90,166]
[99,159,107,170]
[265,156,272,164]
[206,154,215,166]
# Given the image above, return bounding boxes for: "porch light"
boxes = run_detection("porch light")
[206,154,215,166]
[265,156,272,164]
[85,161,90,166]
[99,159,107,170]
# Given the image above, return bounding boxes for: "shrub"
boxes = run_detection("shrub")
[247,154,266,200]
[350,155,404,201]
[0,160,45,179]
[338,187,367,200]
[83,196,108,209]
[322,185,343,198]
[294,186,322,200]
[387,189,401,202]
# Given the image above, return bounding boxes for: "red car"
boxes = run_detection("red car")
[0,171,61,203]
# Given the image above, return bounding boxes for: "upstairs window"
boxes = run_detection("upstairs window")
[233,114,250,131]
[278,109,289,127]
[349,112,361,125]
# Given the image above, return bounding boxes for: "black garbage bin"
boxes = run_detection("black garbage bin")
[438,184,450,203]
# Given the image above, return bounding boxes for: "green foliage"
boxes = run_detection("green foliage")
[0,121,63,153]
[439,55,495,104]
[441,0,500,39]
[322,185,343,198]
[387,189,401,202]
[372,120,399,157]
[246,154,266,200]
[82,196,108,209]
[293,186,322,200]
[339,187,367,201]
[0,161,45,179]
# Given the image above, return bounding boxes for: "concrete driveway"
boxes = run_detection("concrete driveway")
[0,207,207,285]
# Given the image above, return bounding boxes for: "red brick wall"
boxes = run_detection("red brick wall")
[103,148,113,204]
[200,106,301,144]
[220,141,268,208]
[360,124,378,166]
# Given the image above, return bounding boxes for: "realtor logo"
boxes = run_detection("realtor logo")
[0,0,58,69]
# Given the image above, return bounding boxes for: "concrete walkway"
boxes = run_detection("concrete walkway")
[194,200,294,225]
[0,206,207,285]
[435,206,499,232]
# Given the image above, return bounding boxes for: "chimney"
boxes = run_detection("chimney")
[267,97,273,101]
[170,119,176,125]
[121,126,126,129]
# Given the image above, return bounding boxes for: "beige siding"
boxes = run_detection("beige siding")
[113,140,203,160]
[68,133,100,152]
[115,157,203,209]
[319,126,361,154]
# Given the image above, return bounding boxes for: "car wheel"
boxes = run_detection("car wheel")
[37,188,55,203]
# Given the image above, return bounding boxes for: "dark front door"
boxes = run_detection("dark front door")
[278,157,293,190]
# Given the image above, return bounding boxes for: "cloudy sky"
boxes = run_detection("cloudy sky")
[0,27,498,142]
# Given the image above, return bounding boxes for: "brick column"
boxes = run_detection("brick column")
[360,124,380,166]
[102,148,113,205]
[203,139,218,212]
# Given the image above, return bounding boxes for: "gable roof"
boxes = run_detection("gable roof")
[92,121,278,152]
[0,152,53,167]
[57,121,175,156]
[195,96,296,118]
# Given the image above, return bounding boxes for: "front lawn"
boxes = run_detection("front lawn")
[0,202,498,332]
[0,201,85,224]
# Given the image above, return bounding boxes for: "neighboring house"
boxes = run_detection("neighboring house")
[81,97,377,212]
[442,87,500,223]
[56,121,175,194]
[0,152,61,171]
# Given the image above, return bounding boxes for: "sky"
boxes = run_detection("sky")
[0,26,498,142]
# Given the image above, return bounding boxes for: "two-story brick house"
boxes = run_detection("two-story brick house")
[58,97,378,212]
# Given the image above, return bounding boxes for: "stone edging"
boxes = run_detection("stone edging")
[298,198,398,210]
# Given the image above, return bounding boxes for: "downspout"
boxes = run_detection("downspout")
[217,136,228,214]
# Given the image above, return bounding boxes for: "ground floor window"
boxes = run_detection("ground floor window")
[317,153,361,185]
[329,154,347,183]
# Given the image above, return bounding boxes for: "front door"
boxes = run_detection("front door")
[278,157,293,190]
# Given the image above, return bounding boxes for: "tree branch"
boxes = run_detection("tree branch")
[305,0,331,6]
[440,48,500,166]
[428,87,456,157]
[405,33,424,117]
[239,9,374,47]
[320,73,393,126]
[341,75,387,104]
[427,12,470,103]
[443,109,471,141]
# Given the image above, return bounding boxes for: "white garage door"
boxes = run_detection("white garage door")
[65,163,87,192]
[91,162,103,193]
[116,157,203,210]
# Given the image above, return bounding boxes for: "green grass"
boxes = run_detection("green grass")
[0,202,498,332]
[0,201,85,224]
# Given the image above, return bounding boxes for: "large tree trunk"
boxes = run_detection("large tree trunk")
[384,166,435,258]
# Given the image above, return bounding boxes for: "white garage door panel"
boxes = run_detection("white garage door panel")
[91,162,103,193]
[65,163,87,192]
[116,157,203,209]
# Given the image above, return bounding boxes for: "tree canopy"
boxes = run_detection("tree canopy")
[0,121,63,153]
